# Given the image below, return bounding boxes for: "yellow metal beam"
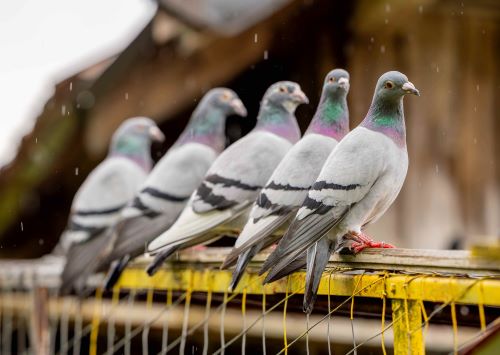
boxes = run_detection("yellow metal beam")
[117,267,500,307]
[392,299,424,355]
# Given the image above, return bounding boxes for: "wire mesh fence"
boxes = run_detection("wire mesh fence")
[0,248,499,354]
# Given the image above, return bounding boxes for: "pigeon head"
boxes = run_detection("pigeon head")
[113,117,165,144]
[307,69,350,139]
[363,71,419,147]
[262,81,309,114]
[322,68,350,97]
[255,81,306,143]
[110,117,164,170]
[205,88,247,117]
[176,88,246,153]
[373,71,419,102]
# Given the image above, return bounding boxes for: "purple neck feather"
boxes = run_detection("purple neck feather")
[111,152,152,172]
[174,108,226,154]
[306,95,349,140]
[361,98,406,148]
[253,104,301,144]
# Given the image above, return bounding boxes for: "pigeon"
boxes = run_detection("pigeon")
[58,117,164,294]
[262,71,419,313]
[222,69,351,290]
[95,88,247,290]
[146,81,309,275]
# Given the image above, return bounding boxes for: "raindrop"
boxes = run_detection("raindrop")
[380,45,386,54]
[125,92,129,100]
[20,222,23,232]
[61,105,66,116]
[75,167,79,176]
[473,137,477,144]
[436,65,440,73]
[76,90,95,109]
[435,164,439,175]
[418,5,423,14]
[476,84,480,92]
[474,106,477,112]
[384,18,389,24]
[69,82,73,92]
[264,50,268,60]
[370,37,374,43]
[38,239,44,246]
[254,33,258,43]
[385,4,391,12]
[35,137,38,144]
[460,306,469,316]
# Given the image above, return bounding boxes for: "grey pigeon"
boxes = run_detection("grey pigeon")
[222,69,351,290]
[146,81,309,275]
[262,71,419,313]
[58,117,164,294]
[97,89,247,289]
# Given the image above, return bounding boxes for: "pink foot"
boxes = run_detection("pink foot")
[348,232,395,254]
[190,245,207,251]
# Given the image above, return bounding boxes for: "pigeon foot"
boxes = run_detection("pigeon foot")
[347,231,395,254]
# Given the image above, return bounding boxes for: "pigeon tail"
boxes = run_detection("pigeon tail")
[264,253,306,283]
[229,244,261,291]
[303,238,332,314]
[146,246,179,276]
[103,255,131,291]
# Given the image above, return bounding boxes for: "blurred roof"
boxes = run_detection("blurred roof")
[0,0,305,246]
[158,0,292,35]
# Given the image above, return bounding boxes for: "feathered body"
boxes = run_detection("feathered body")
[146,81,309,274]
[223,69,351,290]
[58,117,164,294]
[262,71,419,313]
[95,89,247,289]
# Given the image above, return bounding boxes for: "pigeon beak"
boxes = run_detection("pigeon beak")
[230,98,247,117]
[291,89,309,104]
[402,81,420,96]
[149,126,165,142]
[338,77,350,89]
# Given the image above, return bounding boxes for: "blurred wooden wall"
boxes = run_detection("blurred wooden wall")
[0,0,497,256]
[348,0,499,248]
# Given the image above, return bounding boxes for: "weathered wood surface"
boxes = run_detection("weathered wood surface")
[0,247,498,289]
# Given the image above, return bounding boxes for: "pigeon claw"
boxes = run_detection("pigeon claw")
[347,231,396,254]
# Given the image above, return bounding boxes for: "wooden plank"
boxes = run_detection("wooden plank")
[0,247,498,290]
[134,247,500,274]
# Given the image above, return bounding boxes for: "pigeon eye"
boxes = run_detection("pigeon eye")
[385,81,394,89]
[279,86,287,93]
[221,92,231,101]
[135,125,147,133]
[328,77,336,83]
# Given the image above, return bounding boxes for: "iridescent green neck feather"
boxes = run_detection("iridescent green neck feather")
[362,96,406,148]
[307,94,349,140]
[111,135,153,171]
[175,105,226,153]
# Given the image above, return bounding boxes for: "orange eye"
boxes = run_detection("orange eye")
[221,92,231,101]
[328,77,336,83]
[279,86,287,93]
[385,81,394,89]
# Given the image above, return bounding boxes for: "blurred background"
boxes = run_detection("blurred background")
[0,0,498,258]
